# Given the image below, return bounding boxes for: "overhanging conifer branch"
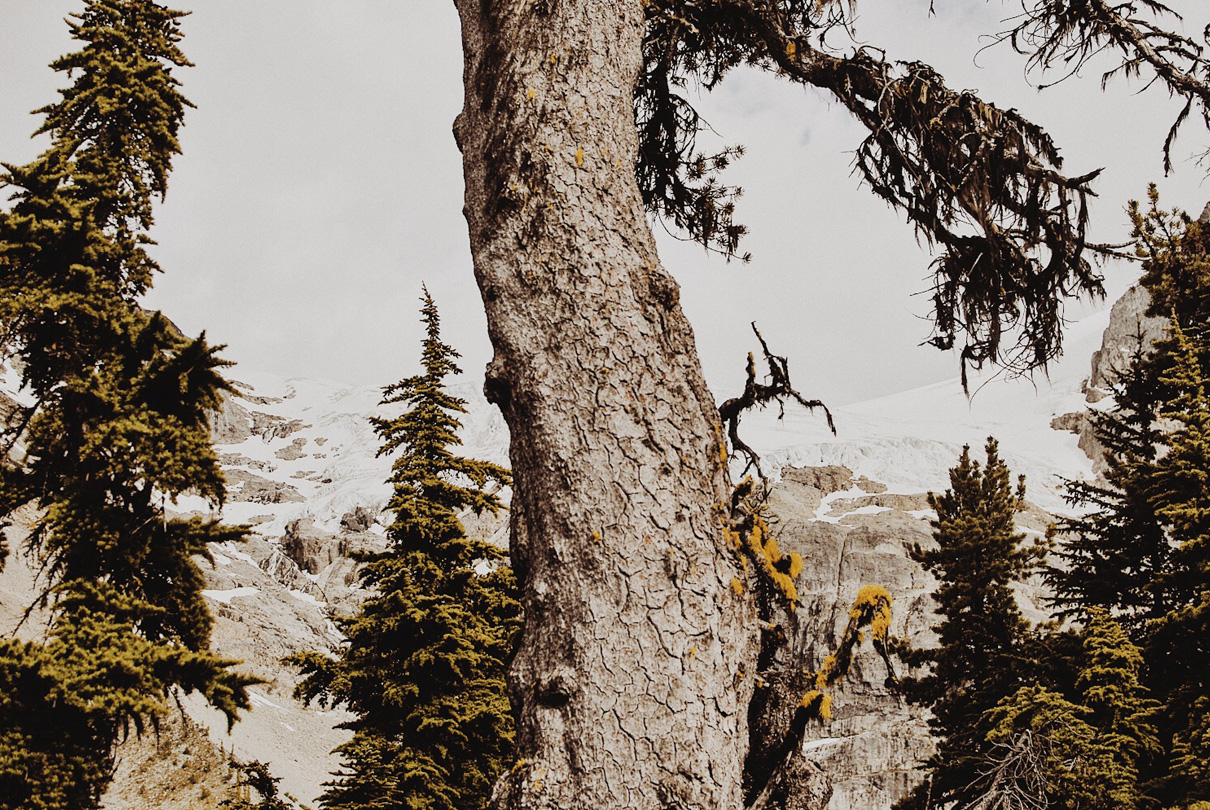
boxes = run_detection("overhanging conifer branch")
[1001,0,1210,174]
[730,2,1114,387]
[638,0,1188,386]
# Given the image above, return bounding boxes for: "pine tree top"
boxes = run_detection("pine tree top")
[372,288,511,568]
[6,0,193,301]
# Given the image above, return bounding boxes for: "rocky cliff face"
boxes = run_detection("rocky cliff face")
[1048,282,1167,470]
[761,465,1054,810]
[1084,283,1167,403]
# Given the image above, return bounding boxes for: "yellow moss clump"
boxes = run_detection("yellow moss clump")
[730,577,745,596]
[739,513,799,607]
[816,654,837,688]
[788,551,803,579]
[799,690,832,721]
[771,571,798,604]
[851,584,893,644]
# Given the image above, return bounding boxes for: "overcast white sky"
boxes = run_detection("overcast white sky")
[2,1,1209,406]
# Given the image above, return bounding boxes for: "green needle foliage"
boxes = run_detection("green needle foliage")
[897,438,1035,810]
[0,3,254,807]
[981,611,1159,810]
[1050,329,1171,632]
[1148,322,1210,807]
[1051,191,1210,809]
[291,289,520,810]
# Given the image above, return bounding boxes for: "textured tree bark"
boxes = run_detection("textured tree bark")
[451,1,759,808]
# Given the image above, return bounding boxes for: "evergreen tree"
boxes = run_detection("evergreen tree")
[0,4,253,807]
[980,610,1159,810]
[1151,321,1210,601]
[1147,322,1210,807]
[1133,187,1210,371]
[1069,609,1161,809]
[1050,193,1210,809]
[896,439,1034,810]
[291,289,519,810]
[1050,329,1171,632]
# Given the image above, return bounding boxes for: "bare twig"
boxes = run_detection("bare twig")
[1002,0,1210,174]
[718,323,835,479]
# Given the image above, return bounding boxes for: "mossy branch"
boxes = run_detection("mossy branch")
[745,584,895,809]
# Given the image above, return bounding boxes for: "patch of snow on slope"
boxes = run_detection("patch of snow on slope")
[201,586,260,604]
[736,307,1109,513]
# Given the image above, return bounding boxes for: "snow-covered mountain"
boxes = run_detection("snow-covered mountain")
[0,285,1156,809]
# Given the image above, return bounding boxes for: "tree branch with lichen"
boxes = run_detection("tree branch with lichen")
[744,585,896,810]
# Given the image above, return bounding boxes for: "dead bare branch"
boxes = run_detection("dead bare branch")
[718,323,835,479]
[1002,0,1210,174]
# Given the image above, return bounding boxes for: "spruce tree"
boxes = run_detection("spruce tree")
[1050,330,1171,632]
[1147,321,1210,807]
[0,4,253,807]
[1133,186,1210,370]
[980,610,1159,810]
[896,438,1034,810]
[1068,608,1161,809]
[291,289,520,810]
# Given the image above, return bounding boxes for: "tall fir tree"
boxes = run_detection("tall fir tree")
[1047,192,1210,809]
[0,4,253,808]
[291,289,520,810]
[1147,321,1210,808]
[896,438,1035,810]
[1049,329,1171,632]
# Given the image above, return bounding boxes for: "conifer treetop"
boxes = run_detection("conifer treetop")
[5,0,192,301]
[371,287,511,568]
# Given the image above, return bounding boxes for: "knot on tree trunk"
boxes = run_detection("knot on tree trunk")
[536,664,577,708]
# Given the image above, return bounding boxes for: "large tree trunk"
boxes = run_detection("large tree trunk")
[452,2,759,808]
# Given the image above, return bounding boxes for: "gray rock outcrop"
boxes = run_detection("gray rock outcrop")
[1085,283,1166,403]
[209,392,252,444]
[281,517,342,574]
